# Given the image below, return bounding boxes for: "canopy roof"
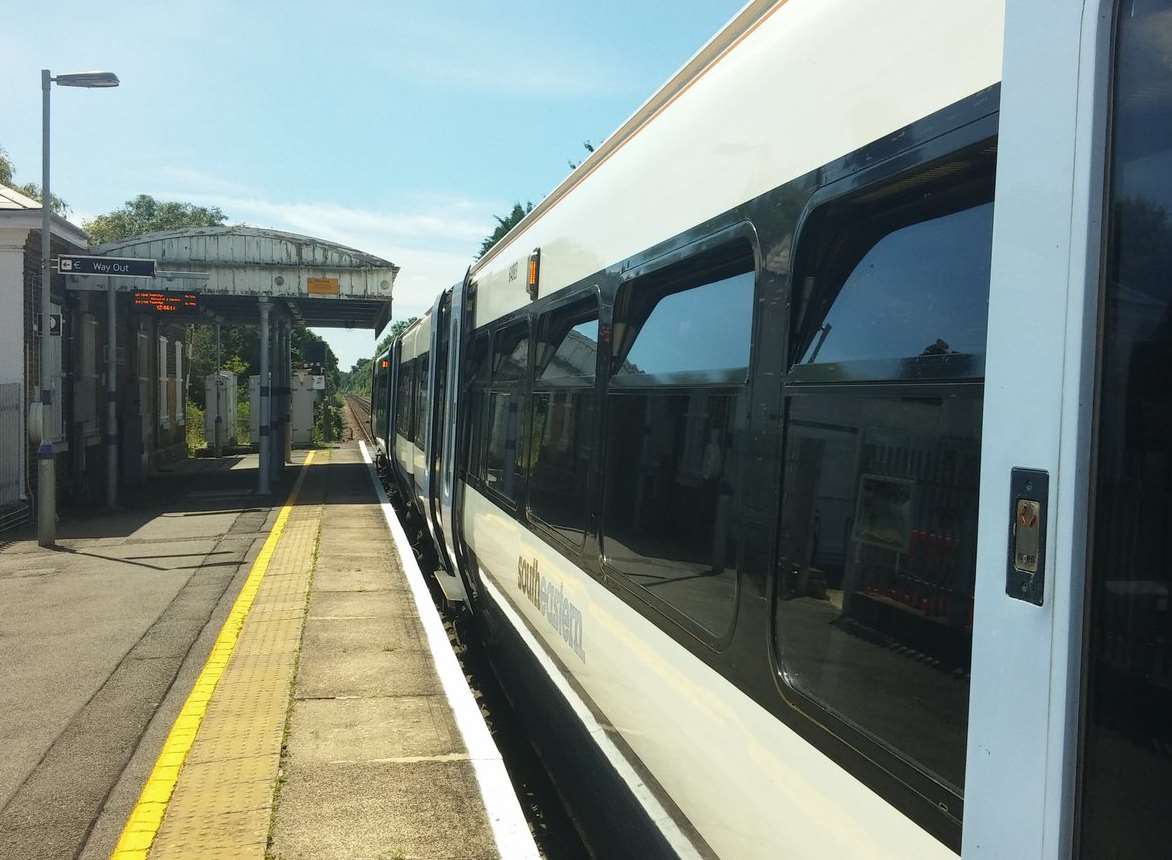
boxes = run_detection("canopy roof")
[76,226,397,332]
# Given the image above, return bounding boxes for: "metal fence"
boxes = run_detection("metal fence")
[0,382,24,509]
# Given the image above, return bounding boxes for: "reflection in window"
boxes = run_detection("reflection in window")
[615,271,754,380]
[529,391,595,544]
[414,353,429,447]
[475,324,528,504]
[483,391,523,500]
[396,359,414,439]
[604,390,740,636]
[1081,2,1172,855]
[796,204,992,369]
[494,327,529,381]
[539,319,598,381]
[776,393,980,791]
[464,335,490,482]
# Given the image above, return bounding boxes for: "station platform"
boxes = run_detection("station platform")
[0,445,536,860]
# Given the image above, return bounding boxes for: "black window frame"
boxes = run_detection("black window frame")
[395,354,415,442]
[463,330,492,490]
[414,350,430,449]
[600,227,759,648]
[526,295,601,550]
[473,317,531,510]
[768,135,998,835]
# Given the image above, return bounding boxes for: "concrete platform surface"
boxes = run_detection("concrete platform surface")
[0,454,290,860]
[99,444,537,860]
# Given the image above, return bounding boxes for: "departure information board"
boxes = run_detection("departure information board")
[133,291,199,313]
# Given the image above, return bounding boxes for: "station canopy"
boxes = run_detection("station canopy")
[75,226,397,332]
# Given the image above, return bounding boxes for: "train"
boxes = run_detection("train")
[367,1,1172,857]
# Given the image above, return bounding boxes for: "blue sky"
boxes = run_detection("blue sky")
[1,0,743,369]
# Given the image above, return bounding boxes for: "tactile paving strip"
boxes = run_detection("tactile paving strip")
[110,451,325,860]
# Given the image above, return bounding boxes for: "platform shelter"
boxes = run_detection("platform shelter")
[68,226,396,501]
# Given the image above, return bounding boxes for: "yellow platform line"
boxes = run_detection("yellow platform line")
[110,453,316,860]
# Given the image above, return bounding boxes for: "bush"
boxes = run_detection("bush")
[186,399,206,456]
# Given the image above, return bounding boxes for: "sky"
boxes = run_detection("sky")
[1,0,744,370]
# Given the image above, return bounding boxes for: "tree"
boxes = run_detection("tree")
[0,147,13,186]
[378,316,419,354]
[339,316,419,397]
[84,194,226,245]
[0,144,69,214]
[478,202,532,259]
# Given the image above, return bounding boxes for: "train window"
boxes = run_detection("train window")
[775,392,980,791]
[493,326,529,382]
[529,304,599,545]
[414,352,430,447]
[479,322,528,505]
[395,358,414,440]
[790,158,994,384]
[774,152,994,796]
[612,262,753,385]
[538,318,598,382]
[1080,2,1172,855]
[464,334,491,486]
[603,243,754,636]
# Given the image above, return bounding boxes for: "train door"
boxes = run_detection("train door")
[427,291,450,555]
[424,290,469,604]
[964,1,1171,856]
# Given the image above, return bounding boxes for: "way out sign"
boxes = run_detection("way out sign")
[59,255,156,278]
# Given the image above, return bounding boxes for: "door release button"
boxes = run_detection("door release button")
[1007,469,1048,606]
[1014,499,1041,573]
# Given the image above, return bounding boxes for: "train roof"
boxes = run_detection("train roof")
[466,0,1003,330]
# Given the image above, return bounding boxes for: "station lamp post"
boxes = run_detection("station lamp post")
[38,69,119,547]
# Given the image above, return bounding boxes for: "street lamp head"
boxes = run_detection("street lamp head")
[54,71,119,88]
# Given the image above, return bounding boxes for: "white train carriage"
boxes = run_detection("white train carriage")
[372,0,1172,856]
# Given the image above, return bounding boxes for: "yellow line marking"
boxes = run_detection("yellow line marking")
[110,453,316,860]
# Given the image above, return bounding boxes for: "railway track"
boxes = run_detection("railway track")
[342,394,372,443]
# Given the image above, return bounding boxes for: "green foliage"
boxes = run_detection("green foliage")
[0,144,69,214]
[478,202,533,259]
[83,194,226,245]
[186,399,206,455]
[338,316,418,399]
[339,357,373,399]
[185,324,259,408]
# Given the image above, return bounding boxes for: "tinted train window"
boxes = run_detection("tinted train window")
[414,352,430,447]
[1081,3,1172,855]
[529,305,599,545]
[791,158,994,384]
[776,393,980,790]
[539,319,598,382]
[395,358,414,440]
[613,269,753,383]
[493,326,529,382]
[603,243,754,637]
[480,323,528,504]
[464,334,490,485]
[775,154,993,795]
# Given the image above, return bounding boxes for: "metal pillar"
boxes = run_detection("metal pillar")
[37,69,55,546]
[282,321,292,466]
[105,278,118,508]
[213,322,224,457]
[258,299,271,496]
[269,320,281,485]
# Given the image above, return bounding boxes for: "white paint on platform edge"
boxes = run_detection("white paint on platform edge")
[358,441,539,860]
[477,573,702,859]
